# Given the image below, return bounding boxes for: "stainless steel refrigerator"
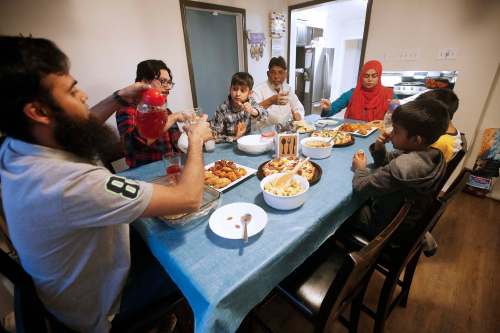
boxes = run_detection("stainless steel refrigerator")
[295,46,335,115]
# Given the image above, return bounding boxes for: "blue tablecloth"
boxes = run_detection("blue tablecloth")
[119,115,376,333]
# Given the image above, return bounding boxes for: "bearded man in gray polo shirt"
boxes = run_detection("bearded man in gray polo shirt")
[0,36,212,333]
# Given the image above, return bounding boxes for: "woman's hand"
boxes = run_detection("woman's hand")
[352,149,367,170]
[374,132,391,151]
[320,99,331,110]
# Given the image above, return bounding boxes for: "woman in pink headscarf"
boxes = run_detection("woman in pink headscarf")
[320,60,394,121]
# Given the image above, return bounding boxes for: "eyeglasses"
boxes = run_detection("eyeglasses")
[156,78,175,87]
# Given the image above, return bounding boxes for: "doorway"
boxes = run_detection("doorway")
[180,1,247,118]
[288,0,372,116]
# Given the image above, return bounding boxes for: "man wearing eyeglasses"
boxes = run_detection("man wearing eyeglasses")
[116,59,191,168]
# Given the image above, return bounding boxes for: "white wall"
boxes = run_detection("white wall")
[0,0,287,110]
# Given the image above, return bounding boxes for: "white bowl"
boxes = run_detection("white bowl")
[300,137,333,159]
[237,134,274,154]
[260,173,309,210]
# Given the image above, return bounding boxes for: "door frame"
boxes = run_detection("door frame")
[179,0,248,106]
[287,0,373,79]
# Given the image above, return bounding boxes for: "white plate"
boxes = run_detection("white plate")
[205,161,257,192]
[315,118,342,127]
[332,124,378,137]
[209,203,267,239]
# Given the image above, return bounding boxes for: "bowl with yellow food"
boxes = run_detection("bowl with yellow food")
[260,173,309,210]
[300,137,333,159]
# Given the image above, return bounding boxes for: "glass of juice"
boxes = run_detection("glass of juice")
[163,152,182,185]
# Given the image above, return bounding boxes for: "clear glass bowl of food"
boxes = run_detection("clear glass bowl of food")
[152,176,221,228]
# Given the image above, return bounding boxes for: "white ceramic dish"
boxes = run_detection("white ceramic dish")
[300,137,333,159]
[209,202,268,239]
[205,162,257,192]
[315,118,342,128]
[260,173,310,210]
[237,134,274,154]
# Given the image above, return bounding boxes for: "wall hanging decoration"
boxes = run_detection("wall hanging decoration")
[247,32,266,61]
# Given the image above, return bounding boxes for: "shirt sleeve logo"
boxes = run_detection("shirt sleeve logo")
[105,176,140,199]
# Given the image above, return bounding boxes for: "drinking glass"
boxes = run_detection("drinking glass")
[257,121,277,138]
[163,152,182,185]
[187,107,203,125]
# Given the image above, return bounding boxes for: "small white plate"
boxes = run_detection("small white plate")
[315,118,341,127]
[205,162,257,192]
[209,203,268,239]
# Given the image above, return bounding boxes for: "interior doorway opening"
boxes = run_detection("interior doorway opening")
[288,0,371,116]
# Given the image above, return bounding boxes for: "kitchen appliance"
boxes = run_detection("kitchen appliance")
[295,45,335,115]
[393,81,427,97]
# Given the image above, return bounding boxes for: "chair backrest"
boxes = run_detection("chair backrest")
[319,201,412,326]
[0,248,49,333]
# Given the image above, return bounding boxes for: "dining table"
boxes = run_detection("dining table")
[119,115,377,333]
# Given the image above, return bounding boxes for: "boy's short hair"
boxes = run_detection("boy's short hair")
[135,59,172,83]
[268,56,287,71]
[392,99,449,145]
[416,89,459,120]
[231,72,254,90]
[0,36,69,142]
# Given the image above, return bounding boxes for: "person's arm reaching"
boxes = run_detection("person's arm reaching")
[141,118,212,217]
[320,89,354,117]
[90,83,150,124]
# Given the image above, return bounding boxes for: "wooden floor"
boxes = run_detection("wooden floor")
[251,192,500,333]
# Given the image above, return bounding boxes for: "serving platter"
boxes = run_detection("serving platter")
[204,161,256,192]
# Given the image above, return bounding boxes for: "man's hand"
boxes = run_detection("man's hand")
[320,99,331,111]
[117,82,151,105]
[352,149,367,170]
[184,116,212,143]
[373,132,391,151]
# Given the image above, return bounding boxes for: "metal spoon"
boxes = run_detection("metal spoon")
[241,213,252,242]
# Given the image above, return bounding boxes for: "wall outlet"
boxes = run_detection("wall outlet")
[437,48,457,60]
[399,48,419,61]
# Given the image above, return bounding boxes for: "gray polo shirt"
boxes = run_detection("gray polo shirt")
[0,138,153,333]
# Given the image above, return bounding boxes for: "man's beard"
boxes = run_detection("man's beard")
[51,106,121,163]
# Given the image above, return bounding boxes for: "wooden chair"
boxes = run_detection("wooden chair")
[255,201,412,333]
[335,167,470,333]
[0,246,183,333]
